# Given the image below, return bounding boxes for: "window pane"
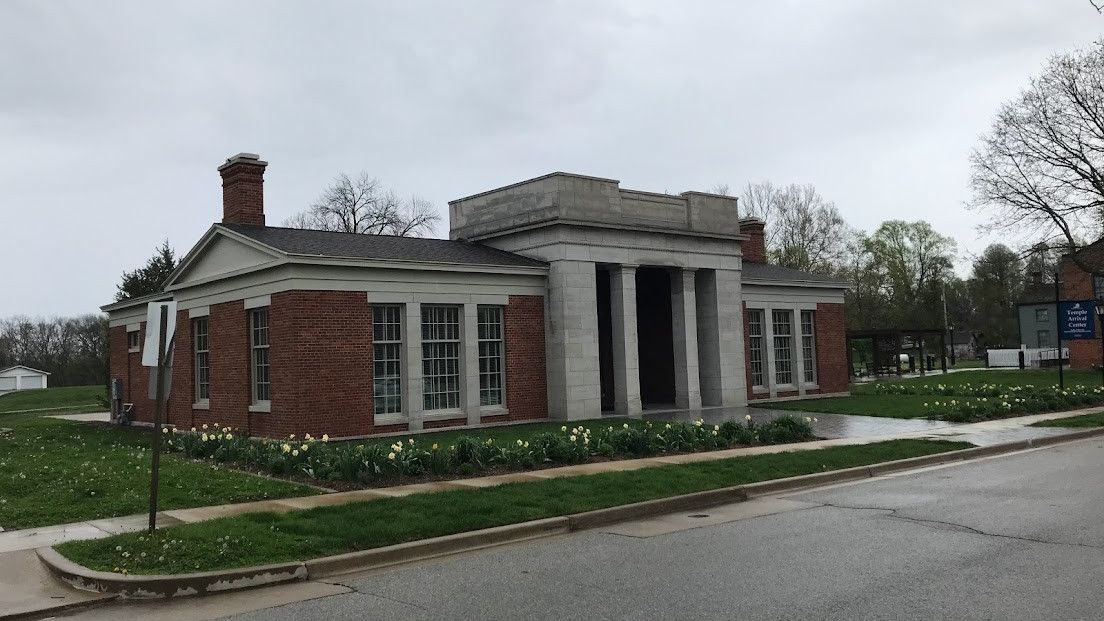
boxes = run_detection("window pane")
[748,309,764,388]
[194,318,210,401]
[800,310,815,384]
[422,305,461,410]
[478,306,504,406]
[372,305,404,416]
[772,310,793,385]
[250,308,270,403]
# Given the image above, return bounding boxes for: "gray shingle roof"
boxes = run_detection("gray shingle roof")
[220,224,547,269]
[741,261,848,286]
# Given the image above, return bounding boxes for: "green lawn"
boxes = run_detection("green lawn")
[56,438,969,575]
[769,369,1104,419]
[0,385,105,414]
[0,414,319,530]
[951,358,986,369]
[1031,412,1104,428]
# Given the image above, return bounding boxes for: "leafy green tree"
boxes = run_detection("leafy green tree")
[115,240,177,301]
[860,220,957,329]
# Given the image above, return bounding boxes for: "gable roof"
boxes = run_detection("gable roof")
[741,262,848,288]
[219,223,548,269]
[0,365,50,376]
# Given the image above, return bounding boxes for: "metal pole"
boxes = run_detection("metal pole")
[1055,272,1064,389]
[148,306,168,533]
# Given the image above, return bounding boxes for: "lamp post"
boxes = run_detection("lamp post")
[948,325,956,367]
[1096,304,1104,386]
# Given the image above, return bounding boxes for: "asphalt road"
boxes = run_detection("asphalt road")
[60,437,1104,620]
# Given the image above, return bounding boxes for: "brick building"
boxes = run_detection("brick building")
[1059,242,1104,369]
[102,153,849,439]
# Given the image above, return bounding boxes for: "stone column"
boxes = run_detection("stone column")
[404,302,424,430]
[714,269,746,406]
[610,264,642,416]
[463,303,482,425]
[671,268,702,410]
[546,260,601,420]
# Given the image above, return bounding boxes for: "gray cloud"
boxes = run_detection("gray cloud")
[1,0,1100,316]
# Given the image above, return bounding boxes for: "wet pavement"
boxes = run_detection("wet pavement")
[643,404,1080,447]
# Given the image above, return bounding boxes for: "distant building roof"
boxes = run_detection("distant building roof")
[741,262,848,287]
[0,365,50,376]
[220,224,548,269]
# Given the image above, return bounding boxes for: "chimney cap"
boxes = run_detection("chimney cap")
[218,153,268,172]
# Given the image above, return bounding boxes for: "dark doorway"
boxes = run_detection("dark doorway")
[636,267,675,406]
[596,268,614,411]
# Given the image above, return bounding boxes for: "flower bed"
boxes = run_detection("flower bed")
[163,416,815,485]
[873,382,1104,422]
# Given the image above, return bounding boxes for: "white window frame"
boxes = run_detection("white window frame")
[1036,308,1049,322]
[373,304,404,417]
[748,309,766,390]
[477,305,505,407]
[249,307,271,407]
[771,309,794,387]
[127,329,141,353]
[800,310,816,385]
[421,305,462,411]
[193,317,210,404]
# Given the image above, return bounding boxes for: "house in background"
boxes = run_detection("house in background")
[1017,271,1057,349]
[0,365,49,392]
[102,153,850,439]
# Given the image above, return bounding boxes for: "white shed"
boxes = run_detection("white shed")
[0,365,50,391]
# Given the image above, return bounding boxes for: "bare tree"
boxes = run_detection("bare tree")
[739,181,850,274]
[284,172,440,237]
[969,40,1104,266]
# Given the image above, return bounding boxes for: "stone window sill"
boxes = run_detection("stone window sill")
[248,402,271,413]
[192,401,210,411]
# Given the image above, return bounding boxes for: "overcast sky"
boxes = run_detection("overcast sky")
[1,1,1101,317]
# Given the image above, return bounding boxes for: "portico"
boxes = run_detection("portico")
[449,173,748,420]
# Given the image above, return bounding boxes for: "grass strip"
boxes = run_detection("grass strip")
[0,385,105,414]
[0,414,319,530]
[1031,412,1104,428]
[56,439,969,575]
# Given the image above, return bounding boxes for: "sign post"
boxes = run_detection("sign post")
[1058,298,1098,390]
[143,301,177,533]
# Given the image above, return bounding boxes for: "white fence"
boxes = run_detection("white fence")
[986,347,1068,368]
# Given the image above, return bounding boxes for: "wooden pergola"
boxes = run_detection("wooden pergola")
[846,328,948,378]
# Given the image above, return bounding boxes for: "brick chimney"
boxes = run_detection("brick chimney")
[739,218,766,263]
[218,153,268,226]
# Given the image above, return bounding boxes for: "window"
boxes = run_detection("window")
[127,330,140,352]
[478,306,504,406]
[373,305,403,416]
[1095,275,1104,300]
[193,318,209,402]
[250,308,270,403]
[748,310,765,388]
[422,305,461,410]
[1036,308,1049,323]
[800,310,816,384]
[1037,330,1052,348]
[772,310,794,385]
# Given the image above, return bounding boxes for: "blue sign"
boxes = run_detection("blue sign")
[1059,300,1097,340]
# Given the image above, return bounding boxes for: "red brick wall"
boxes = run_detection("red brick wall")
[219,158,266,226]
[1061,259,1100,369]
[269,290,374,438]
[206,300,253,433]
[166,311,192,429]
[740,221,767,263]
[110,324,154,423]
[815,302,849,393]
[504,295,548,421]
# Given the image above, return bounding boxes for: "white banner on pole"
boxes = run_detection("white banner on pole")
[142,302,178,367]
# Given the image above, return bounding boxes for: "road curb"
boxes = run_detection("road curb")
[38,428,1104,601]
